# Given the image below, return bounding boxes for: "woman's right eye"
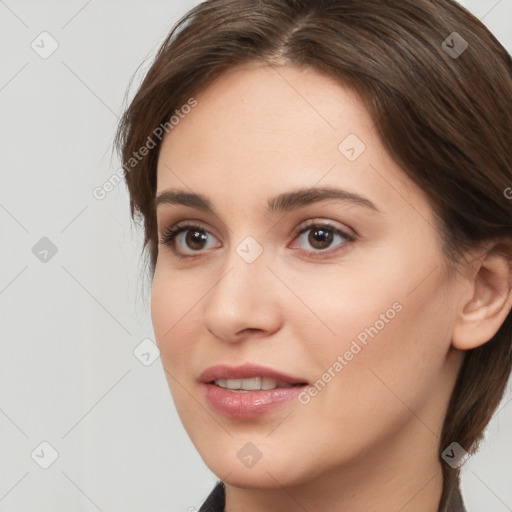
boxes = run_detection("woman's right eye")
[159,223,222,258]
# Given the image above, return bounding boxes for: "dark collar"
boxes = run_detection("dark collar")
[199,480,467,512]
[199,481,225,512]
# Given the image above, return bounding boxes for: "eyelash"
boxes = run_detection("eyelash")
[158,220,356,259]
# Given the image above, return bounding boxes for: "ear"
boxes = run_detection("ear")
[452,241,512,351]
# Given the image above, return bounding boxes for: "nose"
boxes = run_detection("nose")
[202,247,283,343]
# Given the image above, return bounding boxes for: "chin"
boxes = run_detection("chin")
[194,438,325,490]
[214,463,307,490]
[222,470,280,489]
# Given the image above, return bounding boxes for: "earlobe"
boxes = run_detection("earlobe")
[452,244,512,351]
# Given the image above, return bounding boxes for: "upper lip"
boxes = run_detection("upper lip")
[199,363,308,385]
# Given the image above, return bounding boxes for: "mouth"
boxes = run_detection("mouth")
[199,363,309,418]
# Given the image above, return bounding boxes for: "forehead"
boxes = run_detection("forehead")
[155,62,426,216]
[160,61,371,156]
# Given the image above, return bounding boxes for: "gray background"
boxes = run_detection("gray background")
[0,1,511,510]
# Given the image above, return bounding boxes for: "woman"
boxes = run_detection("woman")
[115,0,512,510]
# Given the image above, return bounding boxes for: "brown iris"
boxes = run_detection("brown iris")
[186,229,209,250]
[308,227,334,250]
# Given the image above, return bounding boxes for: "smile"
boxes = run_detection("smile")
[200,363,309,417]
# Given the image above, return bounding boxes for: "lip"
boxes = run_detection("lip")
[199,363,308,385]
[199,363,309,418]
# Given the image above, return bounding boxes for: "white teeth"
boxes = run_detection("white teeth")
[226,379,242,389]
[261,377,278,390]
[240,377,262,391]
[213,377,295,391]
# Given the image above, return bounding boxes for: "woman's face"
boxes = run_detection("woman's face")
[151,62,465,489]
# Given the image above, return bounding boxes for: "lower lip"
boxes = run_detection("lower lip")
[203,382,307,418]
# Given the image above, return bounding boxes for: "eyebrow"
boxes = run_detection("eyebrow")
[154,186,381,215]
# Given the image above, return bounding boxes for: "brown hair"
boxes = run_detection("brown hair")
[115,0,512,507]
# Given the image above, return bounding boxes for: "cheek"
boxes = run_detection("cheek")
[150,270,207,426]
[283,247,453,411]
[301,271,451,426]
[274,253,405,360]
[150,267,204,366]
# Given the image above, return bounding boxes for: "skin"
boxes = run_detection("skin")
[151,61,512,512]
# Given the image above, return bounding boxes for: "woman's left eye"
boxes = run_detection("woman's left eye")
[291,222,355,255]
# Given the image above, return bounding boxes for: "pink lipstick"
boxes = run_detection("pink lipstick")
[199,363,308,418]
